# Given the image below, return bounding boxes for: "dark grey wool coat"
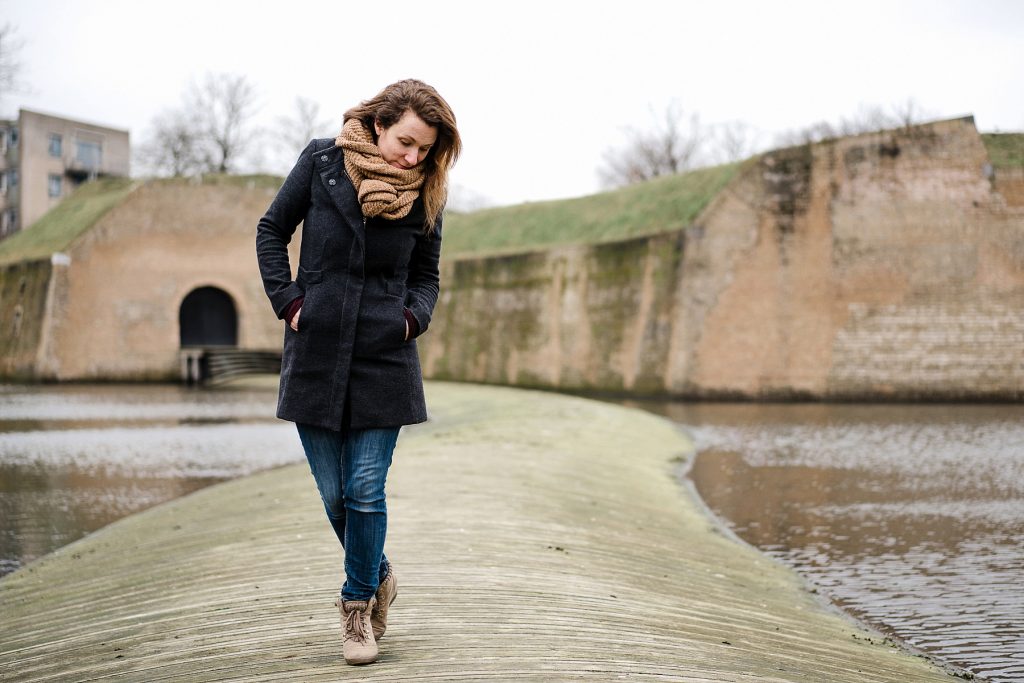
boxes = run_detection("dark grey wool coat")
[256,138,442,430]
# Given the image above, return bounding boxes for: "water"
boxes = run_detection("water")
[0,381,302,576]
[3,385,1022,680]
[627,400,1024,683]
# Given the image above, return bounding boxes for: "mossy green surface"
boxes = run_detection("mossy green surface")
[0,178,138,266]
[442,163,740,257]
[0,174,285,267]
[0,260,52,378]
[981,133,1024,168]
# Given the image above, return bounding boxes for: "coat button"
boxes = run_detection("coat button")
[321,154,328,161]
[328,178,336,185]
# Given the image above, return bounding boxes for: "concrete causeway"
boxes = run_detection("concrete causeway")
[0,382,956,681]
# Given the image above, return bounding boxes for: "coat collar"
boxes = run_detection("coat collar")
[311,140,365,246]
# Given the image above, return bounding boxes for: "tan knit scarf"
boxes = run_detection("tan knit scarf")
[336,118,424,220]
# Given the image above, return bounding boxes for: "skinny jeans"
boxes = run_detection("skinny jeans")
[296,423,398,601]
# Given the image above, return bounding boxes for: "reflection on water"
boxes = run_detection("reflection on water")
[0,382,301,576]
[629,400,1024,683]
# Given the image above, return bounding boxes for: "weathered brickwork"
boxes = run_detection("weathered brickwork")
[2,179,295,381]
[3,119,1020,396]
[0,259,52,379]
[421,118,1024,399]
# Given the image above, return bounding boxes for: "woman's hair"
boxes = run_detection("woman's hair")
[344,79,461,233]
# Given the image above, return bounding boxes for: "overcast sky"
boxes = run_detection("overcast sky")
[3,0,1023,207]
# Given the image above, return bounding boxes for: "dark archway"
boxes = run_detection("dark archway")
[179,286,238,347]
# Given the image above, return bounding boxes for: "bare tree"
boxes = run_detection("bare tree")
[774,98,933,147]
[139,72,260,176]
[0,23,25,106]
[274,96,331,170]
[185,72,259,173]
[711,120,760,163]
[136,108,204,176]
[889,98,933,127]
[773,120,840,148]
[839,103,896,136]
[598,101,704,188]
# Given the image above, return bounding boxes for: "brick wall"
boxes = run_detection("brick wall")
[27,179,292,380]
[421,118,1024,399]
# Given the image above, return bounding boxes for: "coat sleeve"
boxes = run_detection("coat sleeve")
[404,215,443,338]
[256,140,316,318]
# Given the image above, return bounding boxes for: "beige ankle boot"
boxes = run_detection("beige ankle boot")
[336,596,378,665]
[372,567,397,640]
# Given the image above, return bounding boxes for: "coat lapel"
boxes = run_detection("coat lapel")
[315,145,365,247]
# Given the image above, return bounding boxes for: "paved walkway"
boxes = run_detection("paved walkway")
[0,382,955,681]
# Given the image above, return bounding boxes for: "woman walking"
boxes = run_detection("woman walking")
[256,79,460,665]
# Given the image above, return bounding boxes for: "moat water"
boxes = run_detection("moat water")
[1,383,1020,681]
[627,399,1024,683]
[0,382,301,576]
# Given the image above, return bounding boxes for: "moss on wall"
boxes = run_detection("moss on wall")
[0,260,51,379]
[424,117,1024,400]
[981,133,1024,168]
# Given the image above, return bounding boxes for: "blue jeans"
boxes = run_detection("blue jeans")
[296,423,399,601]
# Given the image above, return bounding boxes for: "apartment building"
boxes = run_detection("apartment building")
[0,109,130,239]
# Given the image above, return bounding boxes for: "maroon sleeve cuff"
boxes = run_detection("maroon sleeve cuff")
[282,296,304,324]
[403,307,419,339]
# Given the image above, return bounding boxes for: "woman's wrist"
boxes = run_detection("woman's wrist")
[283,296,304,324]
[403,308,419,339]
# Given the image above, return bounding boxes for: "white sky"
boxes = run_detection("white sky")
[3,0,1023,207]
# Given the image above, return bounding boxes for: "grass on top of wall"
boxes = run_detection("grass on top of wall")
[0,177,138,266]
[442,162,742,257]
[154,173,285,190]
[981,133,1024,168]
[0,174,286,266]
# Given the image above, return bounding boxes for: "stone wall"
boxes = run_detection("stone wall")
[0,259,51,379]
[4,179,295,381]
[420,118,1024,399]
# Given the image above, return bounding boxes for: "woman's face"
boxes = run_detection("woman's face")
[374,110,438,170]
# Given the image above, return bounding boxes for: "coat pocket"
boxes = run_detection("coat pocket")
[297,266,322,287]
[353,292,409,357]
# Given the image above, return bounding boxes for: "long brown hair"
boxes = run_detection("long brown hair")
[344,79,461,233]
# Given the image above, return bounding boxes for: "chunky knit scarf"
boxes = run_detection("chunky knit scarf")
[336,118,424,220]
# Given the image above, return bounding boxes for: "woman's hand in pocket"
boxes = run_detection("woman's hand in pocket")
[290,307,302,332]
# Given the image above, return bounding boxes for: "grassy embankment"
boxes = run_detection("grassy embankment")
[0,175,284,267]
[442,162,742,258]
[442,132,1023,259]
[981,132,1024,168]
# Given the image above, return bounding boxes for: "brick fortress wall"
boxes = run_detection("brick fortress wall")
[420,118,1024,399]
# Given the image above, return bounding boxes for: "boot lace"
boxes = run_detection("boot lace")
[344,604,371,644]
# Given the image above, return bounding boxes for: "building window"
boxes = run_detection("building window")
[48,174,62,198]
[0,208,15,237]
[9,127,18,148]
[9,169,17,188]
[76,140,102,170]
[49,134,63,157]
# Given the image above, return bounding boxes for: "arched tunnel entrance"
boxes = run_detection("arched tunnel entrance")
[179,287,237,384]
[179,286,238,348]
[177,286,280,384]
